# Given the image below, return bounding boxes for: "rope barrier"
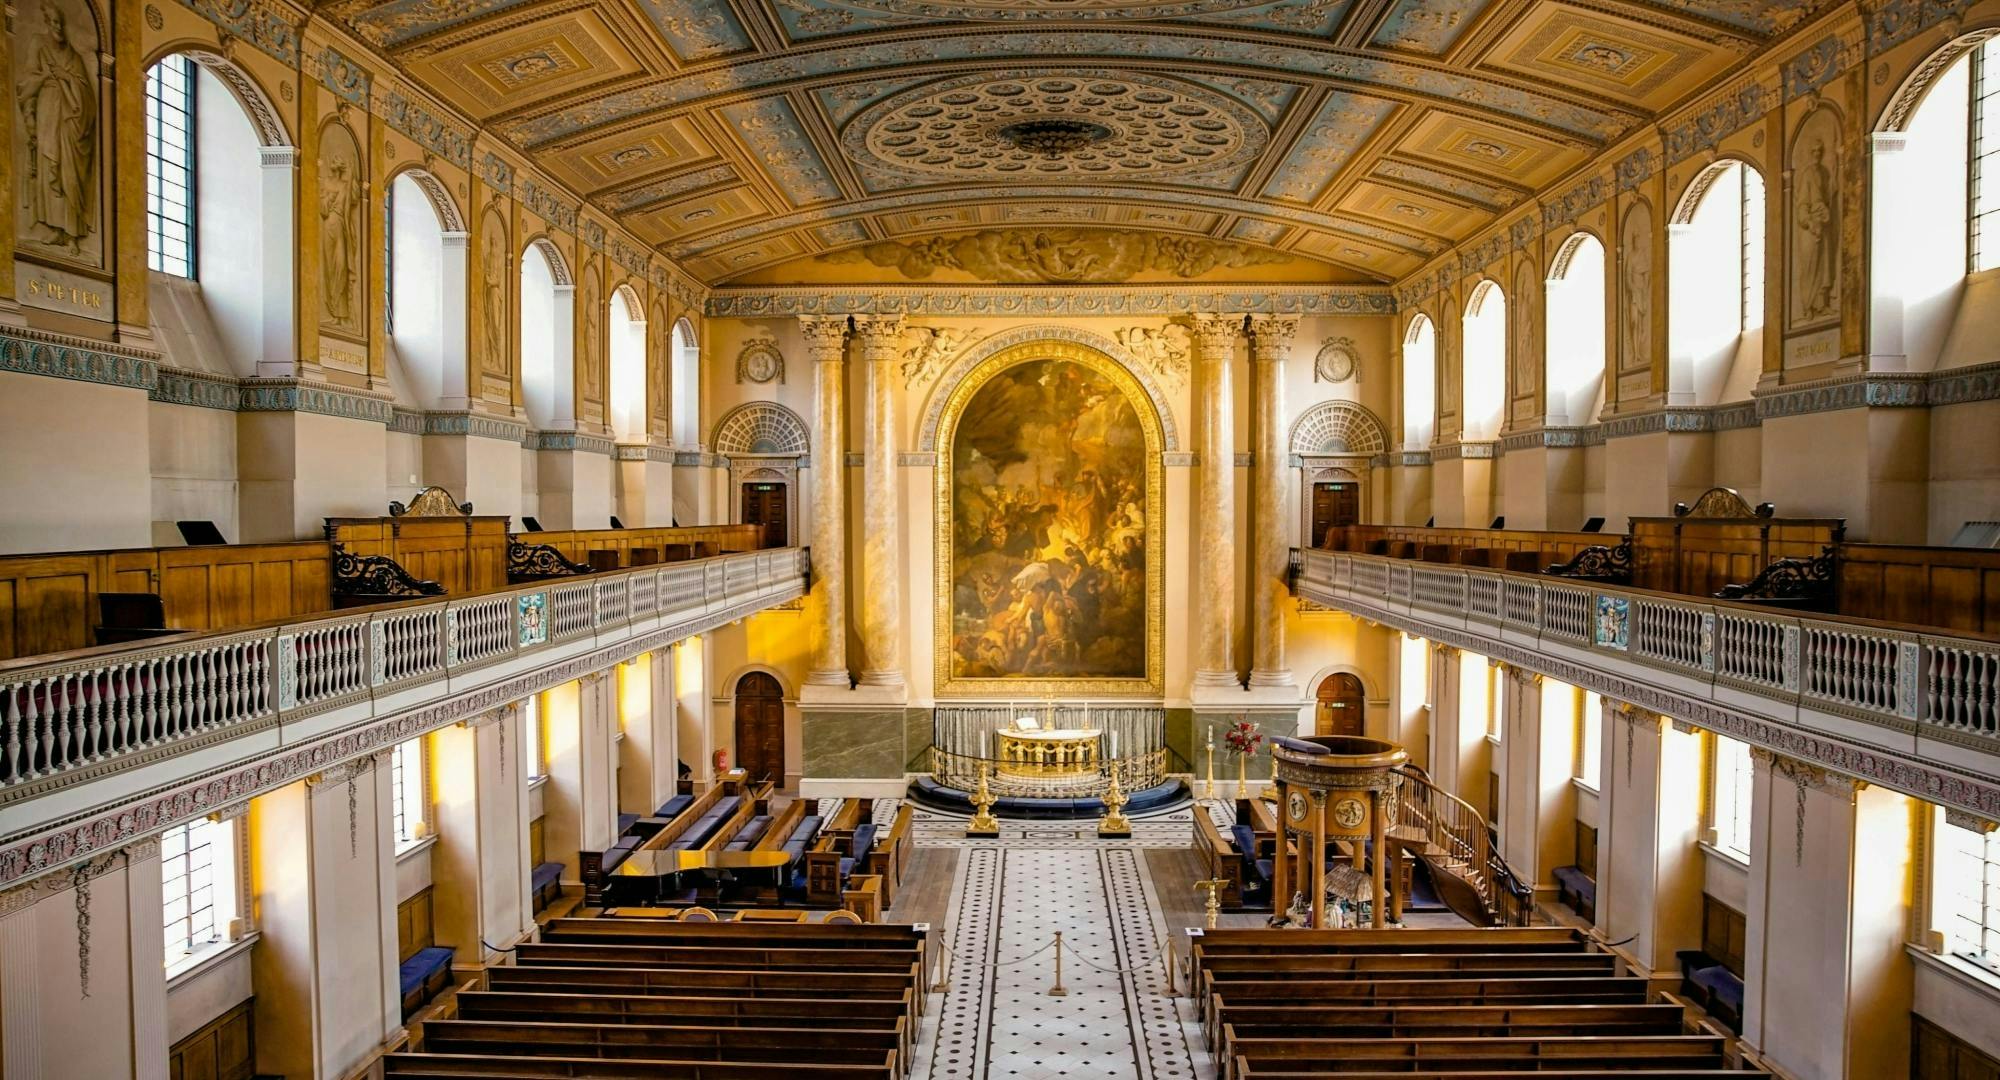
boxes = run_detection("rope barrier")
[927,928,1174,994]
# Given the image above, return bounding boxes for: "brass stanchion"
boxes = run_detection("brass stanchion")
[966,764,1000,838]
[1203,730,1215,799]
[1048,932,1069,996]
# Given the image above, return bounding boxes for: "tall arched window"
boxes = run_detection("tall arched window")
[1402,314,1436,451]
[1545,233,1607,427]
[1668,160,1766,405]
[1877,37,1987,369]
[520,242,562,429]
[1461,281,1506,441]
[671,319,700,448]
[609,286,647,443]
[143,53,277,378]
[387,172,449,410]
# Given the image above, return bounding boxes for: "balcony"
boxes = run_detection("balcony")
[1292,545,2000,823]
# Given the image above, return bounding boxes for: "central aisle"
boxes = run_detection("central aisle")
[890,800,1234,1080]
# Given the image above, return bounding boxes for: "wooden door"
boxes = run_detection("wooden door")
[1315,672,1365,737]
[734,672,785,784]
[1311,482,1360,546]
[740,483,788,548]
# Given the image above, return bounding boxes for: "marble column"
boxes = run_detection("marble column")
[851,314,907,692]
[1186,313,1241,689]
[1248,314,1298,689]
[800,316,851,687]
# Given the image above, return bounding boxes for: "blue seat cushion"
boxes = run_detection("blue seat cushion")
[654,795,694,819]
[1553,865,1596,904]
[789,816,823,845]
[531,861,563,892]
[733,815,772,848]
[1691,965,1744,1012]
[850,823,879,863]
[838,857,856,877]
[1271,735,1330,755]
[399,946,453,998]
[1230,825,1259,860]
[1254,859,1275,884]
[616,812,639,835]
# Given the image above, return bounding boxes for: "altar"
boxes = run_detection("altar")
[996,721,1101,779]
[910,703,1190,818]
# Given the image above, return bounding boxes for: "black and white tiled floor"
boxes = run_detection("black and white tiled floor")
[904,798,1219,1080]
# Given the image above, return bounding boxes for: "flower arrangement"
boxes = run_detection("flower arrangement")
[1223,719,1262,757]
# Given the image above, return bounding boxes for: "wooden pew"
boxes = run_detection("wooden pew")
[542,918,923,950]
[416,1018,900,1071]
[1235,1070,1764,1080]
[1225,1032,1732,1072]
[511,941,920,973]
[384,1053,893,1078]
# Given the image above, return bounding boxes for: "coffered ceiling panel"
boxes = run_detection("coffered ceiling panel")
[322,0,1818,286]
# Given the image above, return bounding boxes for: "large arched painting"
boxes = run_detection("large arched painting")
[936,344,1163,696]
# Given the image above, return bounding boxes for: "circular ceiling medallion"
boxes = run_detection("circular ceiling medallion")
[817,0,1283,21]
[844,70,1265,183]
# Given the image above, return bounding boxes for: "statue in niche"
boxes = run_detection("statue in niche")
[15,0,98,259]
[480,212,508,377]
[1619,203,1652,370]
[1512,267,1535,396]
[317,123,364,334]
[581,276,602,402]
[1790,111,1841,326]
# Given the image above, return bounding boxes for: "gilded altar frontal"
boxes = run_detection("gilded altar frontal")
[936,346,1164,697]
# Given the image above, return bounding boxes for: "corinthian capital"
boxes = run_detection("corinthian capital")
[1179,312,1243,355]
[850,314,909,361]
[798,315,849,358]
[1247,314,1300,362]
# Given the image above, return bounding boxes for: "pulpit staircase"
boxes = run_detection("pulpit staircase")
[1389,765,1536,927]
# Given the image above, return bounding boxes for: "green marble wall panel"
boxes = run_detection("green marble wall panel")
[801,708,906,779]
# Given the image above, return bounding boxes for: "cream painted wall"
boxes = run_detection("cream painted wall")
[0,374,153,553]
[151,402,240,542]
[1927,400,2000,543]
[166,946,252,1044]
[237,411,390,542]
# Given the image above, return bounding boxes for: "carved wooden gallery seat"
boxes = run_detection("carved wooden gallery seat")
[1628,488,1844,608]
[325,487,509,606]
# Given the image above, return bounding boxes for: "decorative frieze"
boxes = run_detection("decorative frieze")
[239,380,397,424]
[527,431,616,455]
[178,0,300,64]
[706,286,1395,318]
[421,411,530,442]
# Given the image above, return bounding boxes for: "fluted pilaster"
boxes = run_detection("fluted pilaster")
[1248,314,1298,689]
[800,315,851,687]
[851,314,908,692]
[1185,313,1241,689]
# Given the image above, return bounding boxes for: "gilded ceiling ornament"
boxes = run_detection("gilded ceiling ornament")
[736,337,785,384]
[820,228,1287,284]
[841,70,1266,186]
[1114,325,1191,388]
[900,326,973,388]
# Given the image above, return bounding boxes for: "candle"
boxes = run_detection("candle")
[1110,731,1118,759]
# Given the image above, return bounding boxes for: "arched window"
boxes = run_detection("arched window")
[1401,314,1436,451]
[1669,160,1766,405]
[143,53,277,378]
[1545,233,1607,427]
[387,172,449,410]
[671,318,700,448]
[520,242,564,429]
[609,286,647,443]
[1461,281,1506,441]
[1877,36,1992,369]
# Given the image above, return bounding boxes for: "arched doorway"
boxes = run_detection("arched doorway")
[1315,673,1365,737]
[733,672,784,784]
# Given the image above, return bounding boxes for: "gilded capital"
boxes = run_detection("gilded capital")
[1179,312,1242,355]
[850,314,909,362]
[798,314,849,358]
[1247,313,1300,363]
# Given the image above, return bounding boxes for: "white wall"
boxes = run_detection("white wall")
[0,374,153,553]
[192,65,265,379]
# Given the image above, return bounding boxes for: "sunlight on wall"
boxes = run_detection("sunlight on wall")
[521,243,559,428]
[1461,282,1506,441]
[1402,316,1436,450]
[1893,53,1971,370]
[610,289,647,443]
[1669,162,1764,405]
[389,173,446,410]
[1545,234,1606,426]
[617,655,650,735]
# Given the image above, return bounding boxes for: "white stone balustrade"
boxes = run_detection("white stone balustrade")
[0,548,808,799]
[1292,546,2000,823]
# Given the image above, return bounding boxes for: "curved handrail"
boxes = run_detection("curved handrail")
[1394,764,1534,926]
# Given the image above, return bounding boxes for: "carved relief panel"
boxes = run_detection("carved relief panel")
[478,206,511,396]
[13,0,109,320]
[1785,104,1843,368]
[1617,200,1653,390]
[316,119,369,354]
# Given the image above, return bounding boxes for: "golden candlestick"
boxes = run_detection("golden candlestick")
[1235,752,1247,801]
[967,764,1000,837]
[1098,762,1132,837]
[1194,878,1227,930]
[1203,733,1216,800]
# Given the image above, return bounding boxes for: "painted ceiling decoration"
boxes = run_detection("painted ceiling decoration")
[320,0,1829,286]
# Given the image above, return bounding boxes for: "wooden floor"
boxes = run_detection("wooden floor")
[884,846,957,927]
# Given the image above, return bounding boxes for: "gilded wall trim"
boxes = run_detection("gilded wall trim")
[915,325,1182,452]
[931,339,1166,699]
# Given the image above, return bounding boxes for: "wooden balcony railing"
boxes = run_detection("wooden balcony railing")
[0,548,808,796]
[0,523,766,662]
[1294,547,2000,754]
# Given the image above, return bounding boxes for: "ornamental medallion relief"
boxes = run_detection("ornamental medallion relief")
[1313,336,1358,383]
[736,337,785,384]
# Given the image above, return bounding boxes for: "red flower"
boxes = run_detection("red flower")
[1224,720,1263,756]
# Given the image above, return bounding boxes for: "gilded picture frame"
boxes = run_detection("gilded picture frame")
[932,339,1166,698]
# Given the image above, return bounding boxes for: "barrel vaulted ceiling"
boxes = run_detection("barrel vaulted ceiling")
[320,0,1820,285]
